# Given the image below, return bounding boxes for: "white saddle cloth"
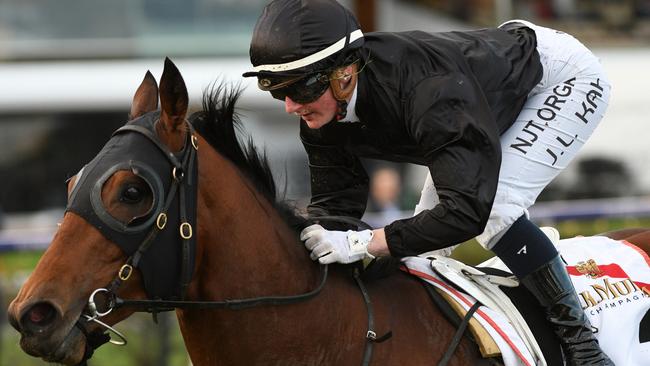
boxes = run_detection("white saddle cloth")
[403,235,650,366]
[552,235,650,365]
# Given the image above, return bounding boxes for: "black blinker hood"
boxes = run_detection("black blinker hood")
[66,111,198,300]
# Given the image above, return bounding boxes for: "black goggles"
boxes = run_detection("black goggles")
[258,72,330,104]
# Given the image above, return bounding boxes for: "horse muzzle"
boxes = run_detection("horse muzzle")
[8,298,87,365]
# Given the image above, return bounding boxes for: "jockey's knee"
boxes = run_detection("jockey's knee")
[476,204,528,250]
[488,215,559,278]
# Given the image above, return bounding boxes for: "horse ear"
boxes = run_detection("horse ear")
[130,71,159,119]
[159,57,188,132]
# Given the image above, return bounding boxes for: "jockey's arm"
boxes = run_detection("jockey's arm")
[382,74,502,257]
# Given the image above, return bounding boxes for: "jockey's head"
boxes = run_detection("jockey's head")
[243,0,364,105]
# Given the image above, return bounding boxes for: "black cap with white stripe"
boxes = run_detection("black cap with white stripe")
[243,0,364,78]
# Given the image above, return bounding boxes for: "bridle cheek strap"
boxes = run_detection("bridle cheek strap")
[108,120,198,301]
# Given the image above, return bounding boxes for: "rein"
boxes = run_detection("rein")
[101,265,328,312]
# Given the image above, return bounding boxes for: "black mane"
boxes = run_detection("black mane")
[189,82,307,231]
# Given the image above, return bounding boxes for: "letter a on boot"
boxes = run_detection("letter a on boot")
[521,256,614,365]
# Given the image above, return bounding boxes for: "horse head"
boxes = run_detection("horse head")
[7,58,195,365]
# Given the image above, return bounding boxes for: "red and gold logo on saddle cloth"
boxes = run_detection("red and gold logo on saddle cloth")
[566,257,650,309]
[575,259,603,279]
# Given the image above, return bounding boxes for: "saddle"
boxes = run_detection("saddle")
[403,256,560,366]
[402,227,565,366]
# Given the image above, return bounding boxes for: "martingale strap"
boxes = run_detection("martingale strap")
[353,267,393,366]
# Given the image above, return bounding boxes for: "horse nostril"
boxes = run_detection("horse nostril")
[20,302,58,334]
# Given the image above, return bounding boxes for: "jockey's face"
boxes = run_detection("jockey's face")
[284,87,338,129]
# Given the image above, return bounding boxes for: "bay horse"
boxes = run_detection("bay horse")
[6,58,650,366]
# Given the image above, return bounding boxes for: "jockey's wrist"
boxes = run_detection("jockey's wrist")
[367,228,390,257]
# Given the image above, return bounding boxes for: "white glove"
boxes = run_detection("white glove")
[300,224,375,264]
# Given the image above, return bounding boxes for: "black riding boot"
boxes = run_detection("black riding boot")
[521,256,614,365]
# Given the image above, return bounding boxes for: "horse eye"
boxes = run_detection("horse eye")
[120,186,143,204]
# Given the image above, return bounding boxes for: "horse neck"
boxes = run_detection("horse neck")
[189,142,319,300]
[177,145,355,366]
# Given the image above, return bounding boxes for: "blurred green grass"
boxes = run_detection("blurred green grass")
[0,251,41,274]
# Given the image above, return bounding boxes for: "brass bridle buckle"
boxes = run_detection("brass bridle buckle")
[118,264,133,281]
[156,212,167,229]
[180,222,193,239]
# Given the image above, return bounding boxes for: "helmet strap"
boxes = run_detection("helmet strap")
[335,100,348,121]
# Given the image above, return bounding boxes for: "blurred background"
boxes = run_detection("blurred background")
[1,0,650,364]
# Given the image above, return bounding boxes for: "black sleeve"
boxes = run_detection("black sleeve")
[384,73,502,257]
[300,121,369,231]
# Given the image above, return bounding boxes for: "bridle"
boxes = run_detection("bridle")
[71,113,330,366]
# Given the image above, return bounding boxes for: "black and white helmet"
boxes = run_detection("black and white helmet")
[243,0,364,79]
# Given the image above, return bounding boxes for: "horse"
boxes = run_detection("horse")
[6,58,650,366]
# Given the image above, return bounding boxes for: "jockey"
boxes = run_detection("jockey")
[243,0,612,364]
